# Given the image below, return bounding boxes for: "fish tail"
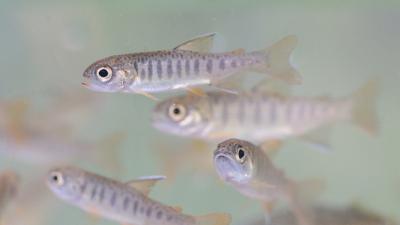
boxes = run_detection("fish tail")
[253,35,302,84]
[349,79,379,135]
[194,213,231,225]
[94,132,125,173]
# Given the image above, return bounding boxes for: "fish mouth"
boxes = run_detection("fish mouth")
[214,154,240,181]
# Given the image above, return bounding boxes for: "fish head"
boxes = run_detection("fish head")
[151,95,211,137]
[46,166,85,203]
[82,55,135,92]
[214,138,255,184]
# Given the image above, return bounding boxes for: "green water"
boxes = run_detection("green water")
[0,1,399,224]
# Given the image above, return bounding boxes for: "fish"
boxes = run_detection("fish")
[82,33,301,98]
[152,80,378,150]
[213,138,319,225]
[46,166,231,225]
[247,205,397,225]
[0,98,123,170]
[0,171,19,219]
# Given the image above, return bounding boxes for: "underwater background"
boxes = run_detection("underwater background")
[0,0,399,224]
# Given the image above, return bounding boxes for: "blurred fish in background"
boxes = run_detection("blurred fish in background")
[0,91,124,170]
[246,205,397,225]
[152,80,378,152]
[46,166,231,225]
[214,139,322,225]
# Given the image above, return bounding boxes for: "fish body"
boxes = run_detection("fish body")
[152,81,377,145]
[214,139,292,202]
[0,171,19,217]
[213,139,313,225]
[82,34,300,95]
[47,166,230,225]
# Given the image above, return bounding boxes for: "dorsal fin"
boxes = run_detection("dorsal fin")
[173,33,216,52]
[125,175,166,196]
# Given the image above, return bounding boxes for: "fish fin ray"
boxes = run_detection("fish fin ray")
[300,127,332,153]
[126,175,166,196]
[253,35,301,84]
[259,139,283,157]
[173,33,216,52]
[172,206,183,213]
[350,79,379,135]
[135,91,159,101]
[185,87,206,97]
[194,213,231,225]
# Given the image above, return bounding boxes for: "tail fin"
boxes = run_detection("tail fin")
[194,213,231,225]
[93,132,125,173]
[350,80,379,135]
[256,35,301,84]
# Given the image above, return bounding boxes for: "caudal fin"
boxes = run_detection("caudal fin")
[255,35,301,84]
[194,213,231,225]
[350,80,379,135]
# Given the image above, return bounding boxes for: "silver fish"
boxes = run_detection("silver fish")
[214,138,317,225]
[152,81,377,148]
[47,166,231,225]
[82,33,301,97]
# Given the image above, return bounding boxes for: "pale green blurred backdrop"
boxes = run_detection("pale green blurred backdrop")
[0,1,399,224]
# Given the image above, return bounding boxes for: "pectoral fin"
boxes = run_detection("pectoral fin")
[173,33,216,52]
[126,175,166,195]
[300,127,332,153]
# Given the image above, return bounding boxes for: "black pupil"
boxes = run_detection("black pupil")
[52,175,59,182]
[238,149,245,159]
[173,107,180,115]
[98,68,109,77]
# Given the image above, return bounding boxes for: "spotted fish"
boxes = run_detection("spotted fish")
[82,33,301,98]
[47,166,231,225]
[152,80,378,149]
[214,138,315,225]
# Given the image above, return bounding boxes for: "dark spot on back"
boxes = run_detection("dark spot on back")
[177,60,182,78]
[206,59,213,74]
[156,210,163,219]
[110,191,117,206]
[167,59,173,78]
[132,200,138,215]
[157,60,162,79]
[146,206,152,217]
[219,58,225,70]
[194,59,200,75]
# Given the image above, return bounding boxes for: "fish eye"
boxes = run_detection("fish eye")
[236,146,246,163]
[50,172,64,186]
[168,103,187,122]
[96,66,113,82]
